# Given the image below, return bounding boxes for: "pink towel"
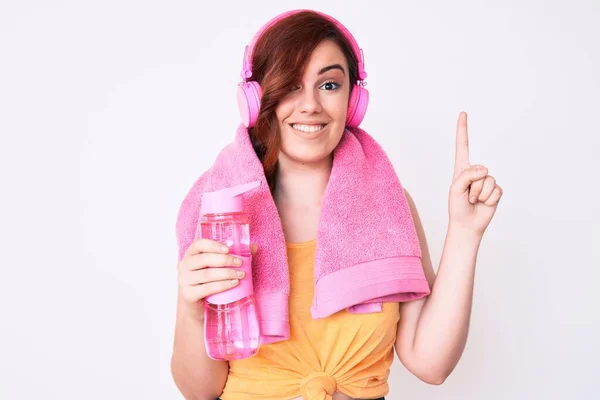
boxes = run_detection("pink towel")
[176,124,431,344]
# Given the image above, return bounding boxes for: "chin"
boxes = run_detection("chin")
[279,125,343,162]
[284,152,331,165]
[279,147,333,165]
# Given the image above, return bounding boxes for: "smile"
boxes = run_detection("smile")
[290,123,327,133]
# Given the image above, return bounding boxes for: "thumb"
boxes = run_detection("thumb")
[250,243,259,255]
[452,165,488,194]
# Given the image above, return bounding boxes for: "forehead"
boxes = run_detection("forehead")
[303,39,348,74]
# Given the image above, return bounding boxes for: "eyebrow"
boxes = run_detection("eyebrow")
[318,64,346,76]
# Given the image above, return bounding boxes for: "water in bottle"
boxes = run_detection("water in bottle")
[200,181,261,360]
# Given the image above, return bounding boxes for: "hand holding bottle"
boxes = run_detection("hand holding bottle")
[177,238,258,320]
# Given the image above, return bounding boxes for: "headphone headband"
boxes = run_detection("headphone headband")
[240,9,367,82]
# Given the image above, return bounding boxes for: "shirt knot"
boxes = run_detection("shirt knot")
[300,372,337,400]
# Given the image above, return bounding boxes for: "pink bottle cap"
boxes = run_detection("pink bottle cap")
[201,180,261,215]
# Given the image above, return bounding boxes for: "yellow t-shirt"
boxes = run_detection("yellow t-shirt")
[221,239,400,400]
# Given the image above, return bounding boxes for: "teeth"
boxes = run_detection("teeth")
[292,124,325,133]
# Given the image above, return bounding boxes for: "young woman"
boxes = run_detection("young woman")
[171,9,503,400]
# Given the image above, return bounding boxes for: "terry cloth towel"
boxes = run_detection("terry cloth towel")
[176,124,431,344]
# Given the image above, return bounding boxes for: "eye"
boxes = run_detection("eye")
[320,80,341,91]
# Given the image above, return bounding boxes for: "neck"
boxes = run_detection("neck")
[274,154,333,207]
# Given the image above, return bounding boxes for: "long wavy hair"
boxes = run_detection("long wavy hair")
[248,11,359,193]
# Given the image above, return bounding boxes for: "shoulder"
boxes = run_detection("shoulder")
[402,188,436,288]
[404,188,415,208]
[403,188,420,225]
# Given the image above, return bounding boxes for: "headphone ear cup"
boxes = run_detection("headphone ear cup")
[346,85,369,128]
[237,81,263,128]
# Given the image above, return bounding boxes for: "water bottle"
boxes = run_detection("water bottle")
[200,180,261,360]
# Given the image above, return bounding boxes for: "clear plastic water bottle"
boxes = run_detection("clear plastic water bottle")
[200,180,261,360]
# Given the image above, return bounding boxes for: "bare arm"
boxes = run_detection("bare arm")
[394,189,481,384]
[171,239,255,399]
[171,292,229,400]
[395,112,502,385]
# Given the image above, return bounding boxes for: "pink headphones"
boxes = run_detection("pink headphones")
[237,9,369,128]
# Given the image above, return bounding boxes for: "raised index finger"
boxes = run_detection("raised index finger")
[453,111,471,179]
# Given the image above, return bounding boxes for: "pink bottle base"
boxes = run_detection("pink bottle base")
[204,295,261,361]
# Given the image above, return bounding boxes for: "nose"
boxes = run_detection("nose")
[297,86,323,115]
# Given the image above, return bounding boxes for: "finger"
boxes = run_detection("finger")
[451,165,488,194]
[250,243,258,255]
[468,177,486,204]
[189,278,241,300]
[484,185,503,206]
[477,175,496,203]
[184,238,230,258]
[453,112,471,179]
[182,267,245,286]
[183,252,243,272]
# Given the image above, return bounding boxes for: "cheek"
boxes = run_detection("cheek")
[325,91,350,119]
[275,99,293,123]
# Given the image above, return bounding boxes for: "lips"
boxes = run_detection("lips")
[289,123,327,133]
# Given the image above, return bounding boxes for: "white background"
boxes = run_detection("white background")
[1,0,598,399]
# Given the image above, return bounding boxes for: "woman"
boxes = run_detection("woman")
[171,9,503,400]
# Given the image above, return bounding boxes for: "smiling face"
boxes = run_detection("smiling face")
[275,39,351,166]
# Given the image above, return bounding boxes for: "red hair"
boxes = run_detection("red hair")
[248,11,359,193]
